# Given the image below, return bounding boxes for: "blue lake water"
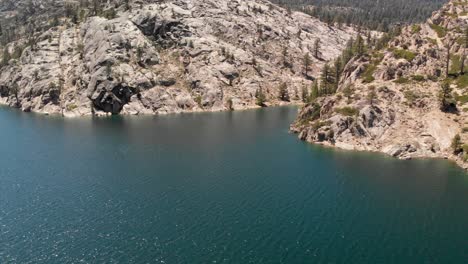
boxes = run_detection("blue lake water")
[0,106,467,263]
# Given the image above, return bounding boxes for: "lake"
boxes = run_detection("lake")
[0,106,467,263]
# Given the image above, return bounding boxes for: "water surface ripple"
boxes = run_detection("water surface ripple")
[0,106,467,263]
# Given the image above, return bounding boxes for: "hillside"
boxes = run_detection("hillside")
[292,0,468,168]
[0,0,356,117]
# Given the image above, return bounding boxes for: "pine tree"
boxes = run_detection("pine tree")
[355,34,365,56]
[282,46,289,68]
[438,81,455,112]
[10,83,19,107]
[313,38,321,59]
[451,134,462,154]
[303,53,311,77]
[106,62,112,77]
[320,63,331,94]
[310,81,319,101]
[124,0,131,10]
[461,52,466,76]
[445,38,455,77]
[255,88,267,106]
[1,47,10,66]
[465,27,468,48]
[333,59,342,91]
[367,86,377,106]
[301,85,309,103]
[342,85,353,100]
[278,82,290,101]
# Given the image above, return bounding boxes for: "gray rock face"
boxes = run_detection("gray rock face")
[0,0,356,116]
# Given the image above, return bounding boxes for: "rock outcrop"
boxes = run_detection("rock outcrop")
[292,0,468,169]
[0,0,356,117]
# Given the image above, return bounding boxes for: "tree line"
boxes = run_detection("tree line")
[271,0,447,31]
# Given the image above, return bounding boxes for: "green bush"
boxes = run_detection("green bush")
[66,104,77,111]
[404,90,418,105]
[195,95,203,107]
[456,74,468,88]
[393,49,417,62]
[335,106,359,116]
[449,55,462,74]
[430,23,447,38]
[298,102,322,125]
[411,75,426,82]
[451,134,462,154]
[455,94,468,104]
[394,77,410,84]
[426,38,438,46]
[361,53,384,83]
[362,64,377,83]
[411,25,422,33]
[312,120,332,130]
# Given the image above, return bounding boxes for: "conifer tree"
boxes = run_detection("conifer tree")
[313,38,321,59]
[278,82,290,101]
[303,53,311,77]
[255,88,267,106]
[438,81,456,112]
[301,85,309,103]
[310,81,319,101]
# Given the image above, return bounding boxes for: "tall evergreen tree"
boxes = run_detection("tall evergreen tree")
[301,85,309,103]
[313,38,321,59]
[310,81,319,101]
[303,53,311,77]
[278,82,290,101]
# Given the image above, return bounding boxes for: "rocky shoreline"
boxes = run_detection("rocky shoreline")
[291,126,468,170]
[291,0,468,170]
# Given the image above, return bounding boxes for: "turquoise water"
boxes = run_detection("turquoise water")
[0,106,467,263]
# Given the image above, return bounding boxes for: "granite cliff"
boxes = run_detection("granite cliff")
[0,0,356,117]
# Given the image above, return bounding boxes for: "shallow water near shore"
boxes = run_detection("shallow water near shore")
[0,106,467,263]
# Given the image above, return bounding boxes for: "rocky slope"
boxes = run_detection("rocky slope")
[0,0,356,117]
[292,0,468,169]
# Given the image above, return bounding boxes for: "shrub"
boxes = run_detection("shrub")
[226,98,233,110]
[102,8,117,19]
[449,55,462,75]
[255,88,267,106]
[301,102,321,123]
[455,94,468,104]
[439,82,456,112]
[456,74,468,88]
[362,64,377,83]
[404,90,418,105]
[335,106,359,116]
[66,104,78,111]
[430,23,447,38]
[312,120,332,130]
[426,38,438,46]
[393,49,417,62]
[451,134,462,154]
[412,75,426,82]
[195,95,202,108]
[278,82,290,102]
[394,77,410,84]
[411,25,422,33]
